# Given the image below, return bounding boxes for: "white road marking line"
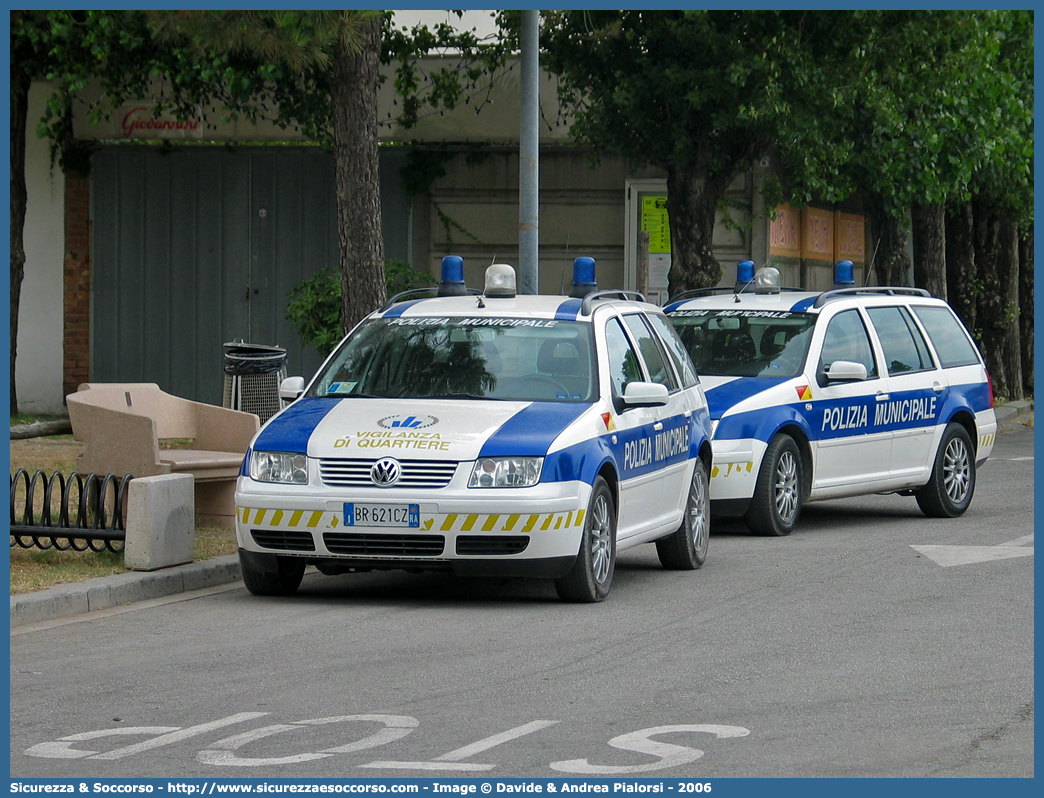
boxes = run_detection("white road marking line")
[912,544,1034,567]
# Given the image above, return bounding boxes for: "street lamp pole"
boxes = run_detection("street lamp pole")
[518,9,539,294]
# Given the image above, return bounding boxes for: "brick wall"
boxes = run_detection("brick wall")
[63,169,90,400]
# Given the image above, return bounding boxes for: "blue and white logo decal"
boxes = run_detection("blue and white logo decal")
[378,414,439,430]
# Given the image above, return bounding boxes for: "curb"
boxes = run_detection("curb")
[10,554,242,629]
[994,398,1033,427]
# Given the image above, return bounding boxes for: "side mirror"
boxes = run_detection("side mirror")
[622,381,670,408]
[825,360,868,383]
[279,376,306,401]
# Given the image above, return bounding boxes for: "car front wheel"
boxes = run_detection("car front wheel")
[746,433,802,536]
[240,550,306,596]
[656,458,710,570]
[555,476,616,602]
[916,422,976,517]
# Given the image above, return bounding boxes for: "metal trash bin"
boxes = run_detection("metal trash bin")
[221,341,288,424]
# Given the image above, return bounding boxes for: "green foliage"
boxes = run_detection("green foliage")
[285,260,435,356]
[285,268,344,358]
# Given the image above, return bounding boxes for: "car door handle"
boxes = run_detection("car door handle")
[876,393,890,402]
[653,422,664,431]
[933,382,945,393]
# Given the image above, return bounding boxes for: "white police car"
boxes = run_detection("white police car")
[665,260,997,536]
[235,257,713,602]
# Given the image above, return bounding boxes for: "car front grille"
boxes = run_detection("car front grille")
[455,536,530,556]
[251,529,316,552]
[323,532,446,557]
[319,458,458,489]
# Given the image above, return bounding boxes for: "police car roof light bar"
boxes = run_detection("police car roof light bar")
[569,256,599,298]
[438,255,468,296]
[834,260,856,288]
[735,260,756,293]
[484,263,517,298]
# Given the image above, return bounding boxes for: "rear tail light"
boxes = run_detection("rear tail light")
[986,369,995,407]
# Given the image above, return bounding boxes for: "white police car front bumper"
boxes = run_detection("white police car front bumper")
[235,473,591,579]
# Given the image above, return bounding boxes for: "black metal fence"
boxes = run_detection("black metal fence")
[10,470,132,553]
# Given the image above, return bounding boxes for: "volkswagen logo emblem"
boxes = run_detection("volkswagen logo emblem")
[370,458,402,487]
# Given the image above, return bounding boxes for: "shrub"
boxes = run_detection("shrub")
[286,259,435,356]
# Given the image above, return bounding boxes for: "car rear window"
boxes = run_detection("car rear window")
[667,309,815,378]
[910,306,982,368]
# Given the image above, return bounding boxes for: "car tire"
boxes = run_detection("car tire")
[746,433,802,537]
[555,476,616,602]
[656,458,710,570]
[915,422,976,518]
[240,551,306,596]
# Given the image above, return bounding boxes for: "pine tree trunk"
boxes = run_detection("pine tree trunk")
[944,201,976,334]
[10,66,29,415]
[911,202,946,299]
[330,18,385,336]
[868,200,912,287]
[665,162,727,294]
[1018,224,1033,397]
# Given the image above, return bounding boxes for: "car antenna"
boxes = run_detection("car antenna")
[864,239,881,286]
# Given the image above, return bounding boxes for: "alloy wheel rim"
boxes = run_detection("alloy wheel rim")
[590,494,613,584]
[774,451,798,522]
[689,468,708,553]
[943,437,971,503]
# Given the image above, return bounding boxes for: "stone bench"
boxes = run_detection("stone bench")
[66,383,259,528]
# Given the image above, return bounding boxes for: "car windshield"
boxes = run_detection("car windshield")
[666,309,815,378]
[309,317,597,402]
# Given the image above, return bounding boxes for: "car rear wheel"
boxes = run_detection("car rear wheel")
[746,433,802,537]
[916,422,976,517]
[656,458,710,570]
[555,476,616,602]
[240,550,306,596]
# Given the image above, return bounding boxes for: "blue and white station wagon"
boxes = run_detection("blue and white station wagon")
[235,257,713,602]
[665,260,997,536]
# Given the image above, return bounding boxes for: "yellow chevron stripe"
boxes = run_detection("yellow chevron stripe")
[502,514,520,531]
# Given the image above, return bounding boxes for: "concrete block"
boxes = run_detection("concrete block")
[125,474,195,571]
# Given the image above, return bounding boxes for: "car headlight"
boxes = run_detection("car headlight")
[468,457,543,488]
[251,451,308,484]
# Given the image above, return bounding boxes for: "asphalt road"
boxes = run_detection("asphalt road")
[10,423,1033,779]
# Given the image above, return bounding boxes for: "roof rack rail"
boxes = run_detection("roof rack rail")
[580,289,646,316]
[665,285,806,305]
[380,286,482,312]
[812,286,932,309]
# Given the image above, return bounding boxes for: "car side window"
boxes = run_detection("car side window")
[819,309,878,382]
[622,314,679,391]
[604,318,644,398]
[645,312,700,388]
[865,306,934,375]
[910,305,982,368]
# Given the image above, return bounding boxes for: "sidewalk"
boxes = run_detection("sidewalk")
[9,400,1033,630]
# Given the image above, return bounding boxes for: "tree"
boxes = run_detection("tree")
[9,11,224,413]
[149,11,387,335]
[538,10,861,294]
